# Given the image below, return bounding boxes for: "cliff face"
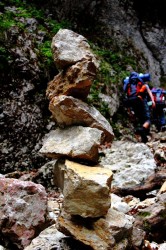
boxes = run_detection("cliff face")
[37,0,166,85]
[101,0,166,85]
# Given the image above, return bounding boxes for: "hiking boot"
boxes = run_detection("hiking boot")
[135,127,148,143]
[141,133,148,143]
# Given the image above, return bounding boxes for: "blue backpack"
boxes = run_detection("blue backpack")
[123,72,150,92]
[151,88,166,105]
[123,72,144,98]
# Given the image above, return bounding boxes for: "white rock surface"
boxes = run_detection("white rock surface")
[99,141,156,188]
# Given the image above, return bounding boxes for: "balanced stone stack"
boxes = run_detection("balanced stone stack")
[40,29,134,249]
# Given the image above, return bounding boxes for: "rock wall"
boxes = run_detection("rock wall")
[35,0,166,85]
[0,9,55,173]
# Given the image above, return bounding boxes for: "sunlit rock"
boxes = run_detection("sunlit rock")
[54,159,113,217]
[158,181,166,195]
[111,193,130,214]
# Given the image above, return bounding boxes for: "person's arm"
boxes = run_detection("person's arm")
[146,84,156,108]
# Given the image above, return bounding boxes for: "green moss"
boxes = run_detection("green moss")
[138,211,151,217]
[0,11,16,31]
[38,41,53,68]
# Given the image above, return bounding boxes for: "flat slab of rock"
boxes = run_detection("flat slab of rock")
[49,95,114,143]
[54,159,113,217]
[39,126,103,163]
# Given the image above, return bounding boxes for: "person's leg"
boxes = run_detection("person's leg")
[135,99,150,143]
[142,102,151,141]
[157,105,166,131]
[152,106,159,130]
[142,121,150,134]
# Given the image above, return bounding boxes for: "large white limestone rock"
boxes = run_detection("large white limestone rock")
[99,141,157,189]
[51,29,99,69]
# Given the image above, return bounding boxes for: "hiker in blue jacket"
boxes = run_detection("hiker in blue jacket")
[123,72,155,143]
[150,87,166,132]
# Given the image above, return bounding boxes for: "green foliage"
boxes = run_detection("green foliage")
[27,7,44,20]
[88,45,129,117]
[0,8,27,31]
[100,102,110,118]
[92,45,131,89]
[5,0,21,5]
[138,211,151,217]
[0,11,16,31]
[88,78,110,118]
[39,41,52,58]
[98,61,113,86]
[48,19,71,35]
[0,1,70,33]
[38,41,53,68]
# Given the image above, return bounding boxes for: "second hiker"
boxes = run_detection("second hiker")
[123,71,155,143]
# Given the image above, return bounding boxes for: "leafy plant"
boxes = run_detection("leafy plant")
[38,40,53,68]
[0,12,16,31]
[48,19,71,34]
